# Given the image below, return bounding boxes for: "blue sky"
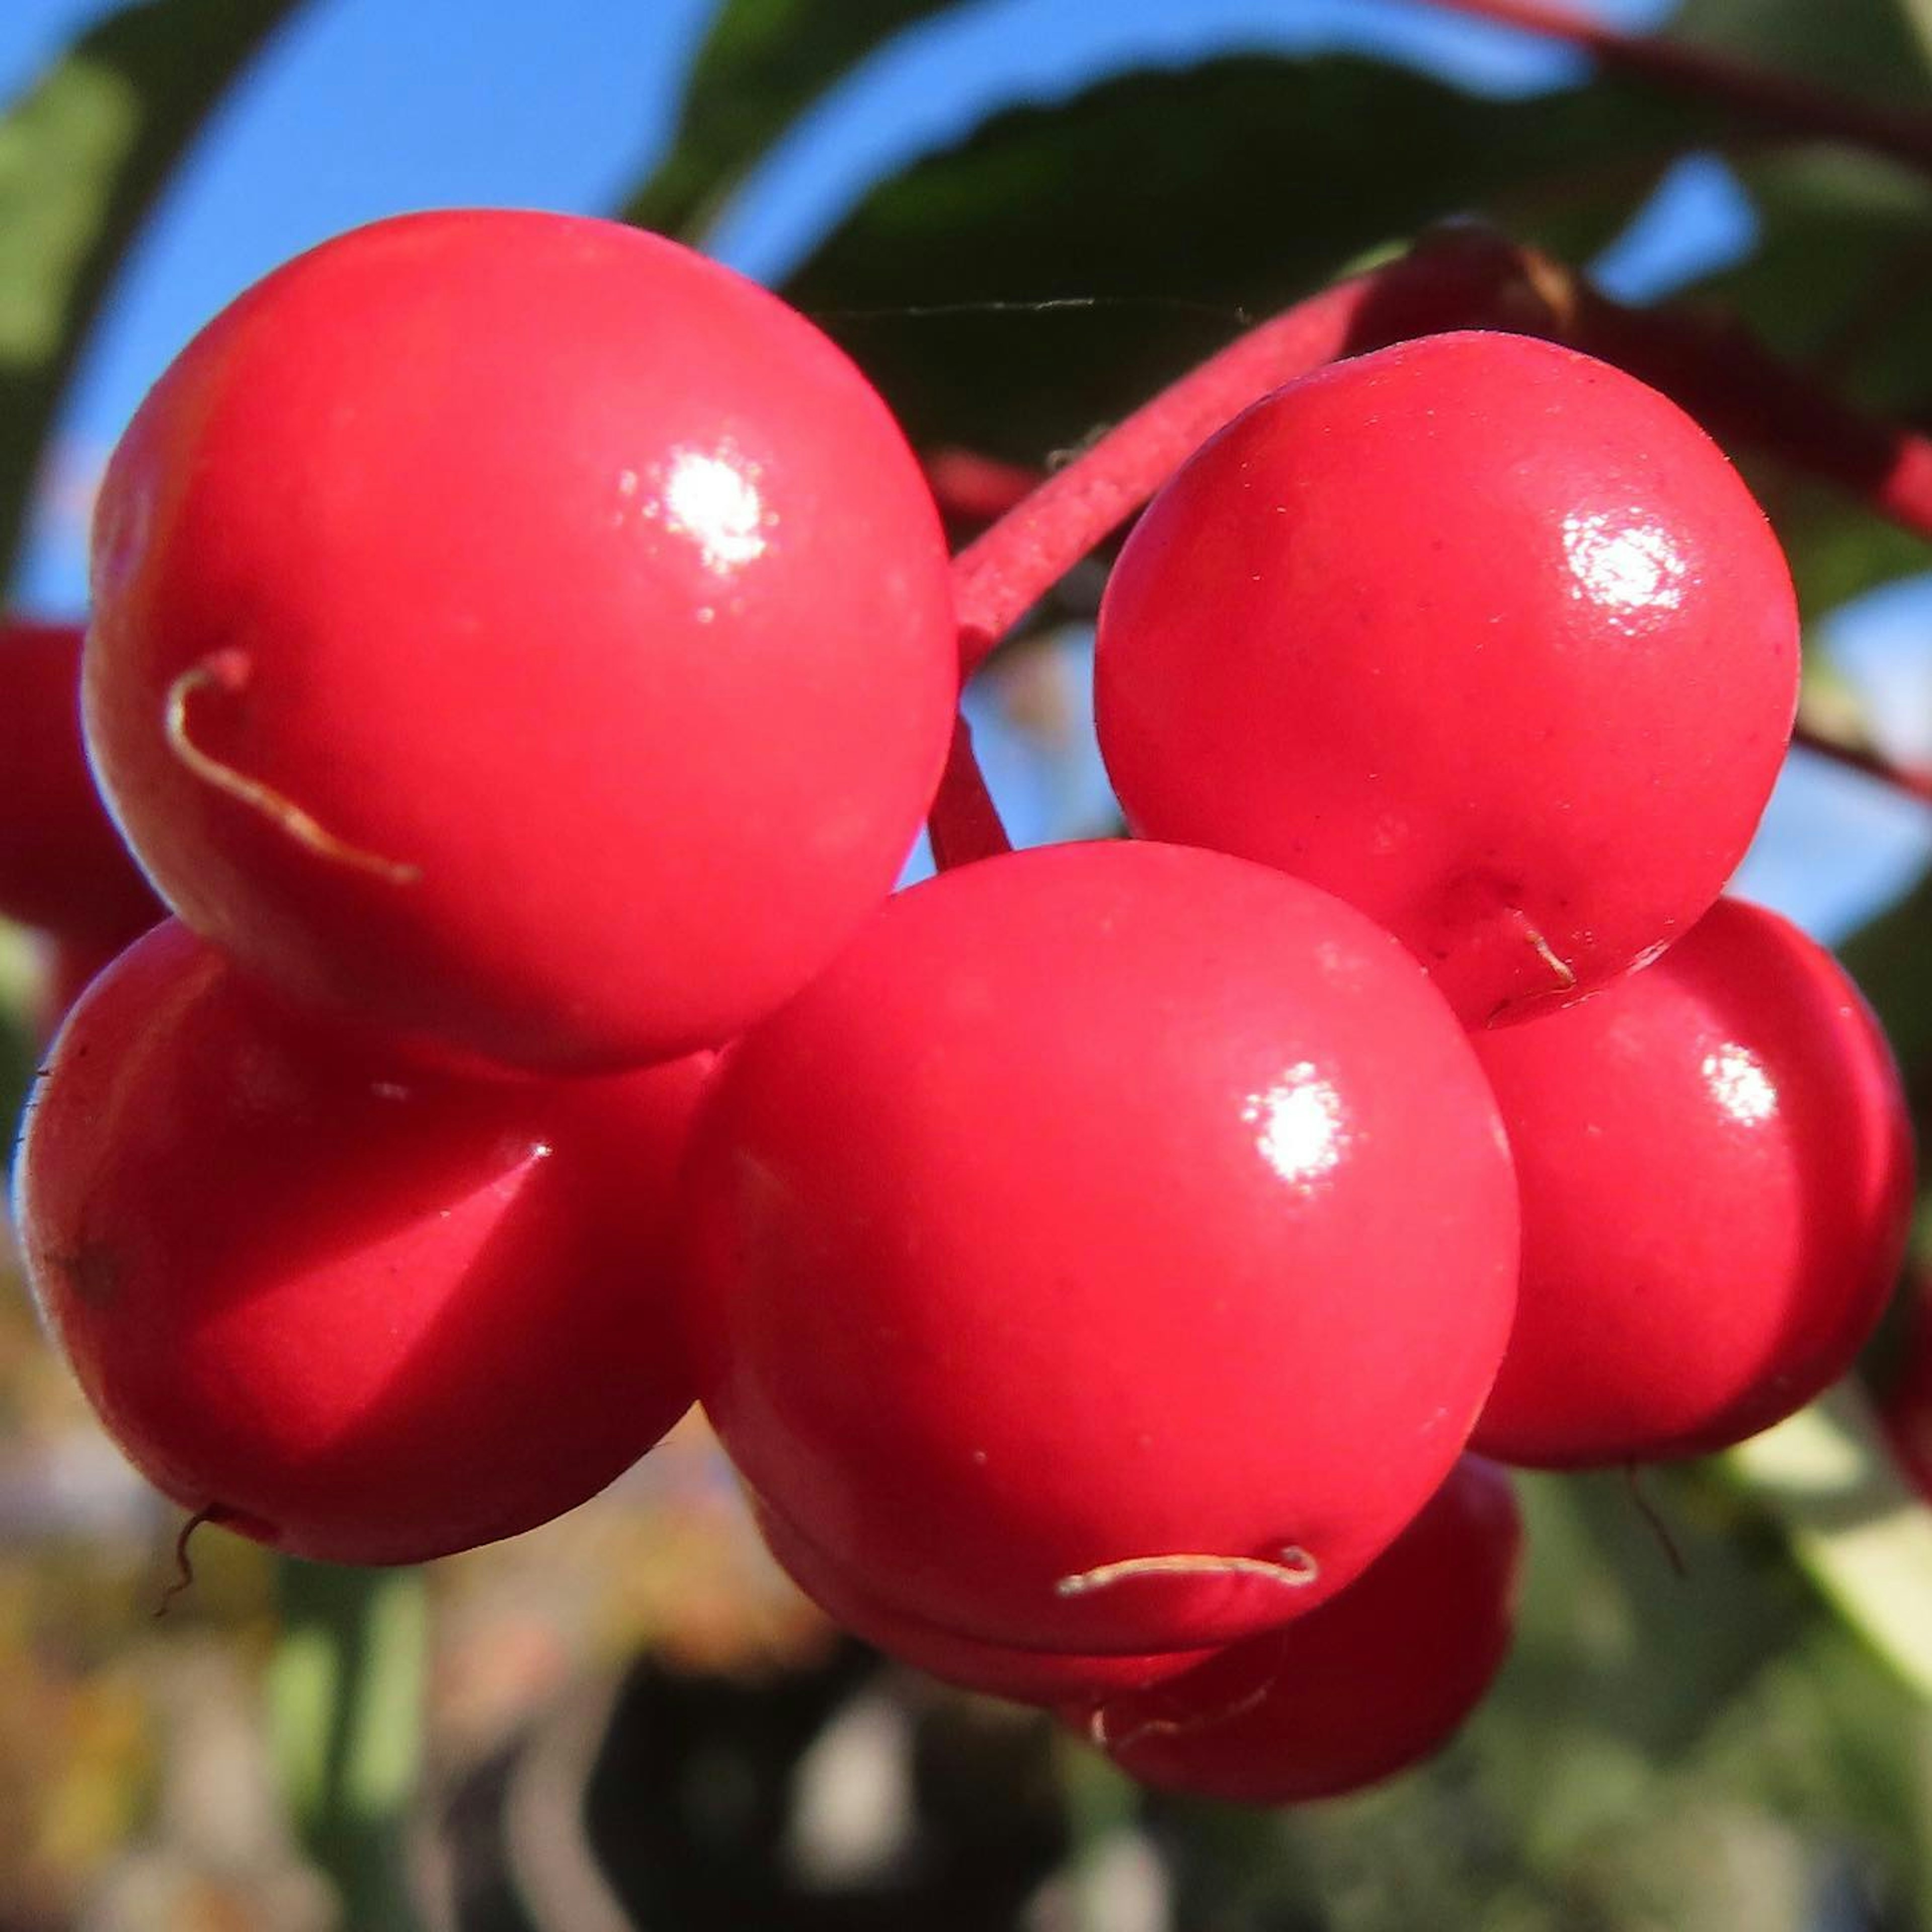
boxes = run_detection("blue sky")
[1,0,1925,939]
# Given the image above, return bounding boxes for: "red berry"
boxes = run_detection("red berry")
[681,840,1518,1655]
[85,209,957,1073]
[0,620,160,945]
[1471,897,1914,1468]
[14,920,710,1563]
[1067,1458,1521,1806]
[1094,331,1799,1026]
[748,1488,1212,1707]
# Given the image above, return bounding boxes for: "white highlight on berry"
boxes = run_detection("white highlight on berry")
[663,448,768,574]
[1242,1064,1346,1188]
[1562,513,1687,618]
[1702,1042,1777,1125]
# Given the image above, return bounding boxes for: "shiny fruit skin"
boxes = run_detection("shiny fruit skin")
[681,839,1519,1655]
[0,621,160,945]
[1067,1458,1521,1806]
[14,920,710,1563]
[748,1488,1212,1708]
[1471,897,1914,1468]
[85,209,956,1073]
[1094,330,1799,1027]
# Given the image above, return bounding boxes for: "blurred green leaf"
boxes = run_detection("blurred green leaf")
[1690,148,1932,418]
[1142,1465,1816,1931]
[272,1560,426,1929]
[621,0,952,242]
[1757,474,1932,621]
[0,0,300,591]
[1840,872,1932,1090]
[0,923,38,1155]
[1486,1469,1806,1781]
[1673,0,1932,105]
[781,55,1708,458]
[1727,1384,1932,1701]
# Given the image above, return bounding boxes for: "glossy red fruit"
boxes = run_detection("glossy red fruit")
[0,621,160,945]
[1095,330,1799,1027]
[1471,897,1914,1468]
[14,920,711,1564]
[85,209,956,1073]
[1066,1458,1521,1805]
[682,839,1519,1655]
[748,1489,1212,1707]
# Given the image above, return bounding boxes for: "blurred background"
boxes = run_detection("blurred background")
[3,0,1932,1926]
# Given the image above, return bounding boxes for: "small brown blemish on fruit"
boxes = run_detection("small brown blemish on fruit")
[49,1240,123,1311]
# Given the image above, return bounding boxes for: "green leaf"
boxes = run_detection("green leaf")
[1839,870,1932,1085]
[1753,475,1932,621]
[1672,0,1932,105]
[1689,148,1932,419]
[1671,155,1932,622]
[1726,1384,1932,1700]
[0,0,300,591]
[272,1560,427,1928]
[0,922,40,1159]
[621,0,952,242]
[780,55,1709,459]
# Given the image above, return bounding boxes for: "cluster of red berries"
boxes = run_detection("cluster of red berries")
[6,208,1917,1808]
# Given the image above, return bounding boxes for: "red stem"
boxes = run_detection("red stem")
[926,713,1013,869]
[929,227,1932,861]
[1792,722,1932,807]
[949,278,1367,675]
[923,449,1039,526]
[1420,0,1932,179]
[949,230,1544,679]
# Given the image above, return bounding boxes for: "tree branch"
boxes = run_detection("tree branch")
[1420,0,1932,179]
[1792,722,1932,807]
[929,226,1932,859]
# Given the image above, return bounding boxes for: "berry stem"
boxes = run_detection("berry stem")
[949,228,1547,677]
[936,227,1932,853]
[947,275,1366,674]
[1417,0,1932,179]
[1792,721,1932,807]
[926,712,1013,868]
[923,448,1040,526]
[949,226,1932,675]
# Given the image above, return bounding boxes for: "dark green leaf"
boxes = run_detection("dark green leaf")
[781,55,1710,459]
[1689,149,1932,419]
[621,0,952,242]
[1751,473,1932,620]
[0,0,300,591]
[1840,870,1932,1087]
[1672,0,1932,109]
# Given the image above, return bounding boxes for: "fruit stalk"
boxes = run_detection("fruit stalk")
[1418,0,1932,181]
[926,713,1014,869]
[949,232,1549,677]
[1792,721,1932,807]
[952,230,1932,685]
